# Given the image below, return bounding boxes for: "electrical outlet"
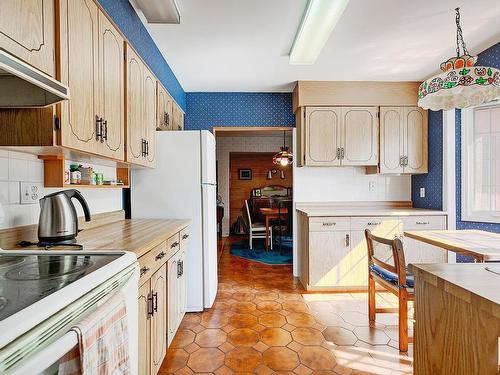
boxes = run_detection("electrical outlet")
[369,180,376,192]
[20,182,43,204]
[420,187,426,198]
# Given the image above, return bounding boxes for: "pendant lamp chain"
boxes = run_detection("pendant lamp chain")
[455,8,469,58]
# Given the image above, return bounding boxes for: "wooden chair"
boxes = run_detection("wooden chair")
[245,200,272,250]
[364,229,414,352]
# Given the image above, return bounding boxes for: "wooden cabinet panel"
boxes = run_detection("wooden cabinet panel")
[173,104,184,131]
[58,0,100,154]
[143,67,156,167]
[98,11,124,160]
[379,107,404,173]
[167,255,179,347]
[0,0,55,76]
[138,280,151,375]
[309,217,350,232]
[404,107,428,174]
[157,83,173,131]
[126,45,144,164]
[305,107,341,166]
[177,249,187,326]
[341,107,378,166]
[151,264,167,375]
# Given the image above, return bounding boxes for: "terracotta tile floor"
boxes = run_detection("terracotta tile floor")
[160,237,413,374]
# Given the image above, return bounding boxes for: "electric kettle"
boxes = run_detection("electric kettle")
[38,189,91,244]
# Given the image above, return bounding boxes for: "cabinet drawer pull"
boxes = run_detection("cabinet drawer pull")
[182,234,189,240]
[147,294,154,317]
[367,222,381,226]
[416,221,430,225]
[322,222,336,226]
[171,241,179,248]
[345,234,350,247]
[155,251,166,261]
[140,266,150,276]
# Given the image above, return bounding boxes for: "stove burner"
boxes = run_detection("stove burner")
[5,256,94,281]
[0,256,26,269]
[0,297,7,311]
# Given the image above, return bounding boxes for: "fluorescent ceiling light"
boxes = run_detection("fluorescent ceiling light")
[290,0,349,65]
[133,0,180,24]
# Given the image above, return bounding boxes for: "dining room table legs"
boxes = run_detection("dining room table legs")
[265,215,269,251]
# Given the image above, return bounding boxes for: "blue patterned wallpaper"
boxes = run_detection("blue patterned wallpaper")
[411,110,443,209]
[97,0,186,110]
[413,41,500,262]
[185,93,295,130]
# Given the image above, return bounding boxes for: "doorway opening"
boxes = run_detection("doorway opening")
[214,127,293,267]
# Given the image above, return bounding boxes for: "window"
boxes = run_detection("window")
[462,102,500,223]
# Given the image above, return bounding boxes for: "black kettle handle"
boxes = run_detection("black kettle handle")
[64,189,91,222]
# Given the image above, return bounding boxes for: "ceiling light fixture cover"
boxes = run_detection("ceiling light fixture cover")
[289,0,350,65]
[418,8,500,111]
[273,131,293,166]
[134,0,180,24]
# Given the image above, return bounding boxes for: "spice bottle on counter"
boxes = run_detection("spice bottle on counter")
[69,164,81,185]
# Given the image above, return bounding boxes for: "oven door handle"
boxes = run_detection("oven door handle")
[8,330,78,375]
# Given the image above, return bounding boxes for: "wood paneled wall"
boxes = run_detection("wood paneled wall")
[229,152,292,229]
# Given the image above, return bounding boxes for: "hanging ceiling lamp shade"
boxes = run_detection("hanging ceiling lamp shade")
[273,131,293,166]
[418,8,500,111]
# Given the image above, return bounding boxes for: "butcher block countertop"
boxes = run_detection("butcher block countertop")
[0,212,191,258]
[296,201,446,217]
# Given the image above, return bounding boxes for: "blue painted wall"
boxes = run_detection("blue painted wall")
[97,0,186,110]
[185,93,295,130]
[412,41,500,262]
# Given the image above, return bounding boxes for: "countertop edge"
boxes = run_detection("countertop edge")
[296,208,447,217]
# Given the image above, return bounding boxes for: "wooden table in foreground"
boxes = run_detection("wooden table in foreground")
[413,263,500,374]
[259,207,288,251]
[404,229,500,262]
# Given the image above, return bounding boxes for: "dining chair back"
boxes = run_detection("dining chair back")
[245,200,271,250]
[365,229,414,352]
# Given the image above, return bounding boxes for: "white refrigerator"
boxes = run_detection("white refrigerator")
[131,130,218,311]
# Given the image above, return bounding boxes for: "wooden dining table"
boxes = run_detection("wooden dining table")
[259,207,288,251]
[403,229,500,262]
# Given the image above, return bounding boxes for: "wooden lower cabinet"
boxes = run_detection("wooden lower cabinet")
[137,227,188,375]
[298,213,447,291]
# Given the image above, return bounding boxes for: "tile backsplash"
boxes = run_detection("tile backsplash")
[0,150,122,230]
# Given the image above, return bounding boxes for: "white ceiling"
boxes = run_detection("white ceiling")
[134,0,500,92]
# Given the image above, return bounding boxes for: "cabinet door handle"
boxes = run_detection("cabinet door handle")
[345,234,350,247]
[180,260,184,276]
[336,148,340,159]
[145,140,149,156]
[165,112,170,126]
[182,234,189,240]
[171,241,179,248]
[152,292,158,312]
[177,261,182,278]
[147,294,154,317]
[341,147,345,159]
[404,156,408,167]
[141,139,145,157]
[155,251,166,261]
[102,120,108,142]
[140,266,150,277]
[95,116,103,141]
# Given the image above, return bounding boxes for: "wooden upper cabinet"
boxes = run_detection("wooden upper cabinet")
[173,103,184,131]
[125,45,144,164]
[143,67,157,167]
[380,107,404,173]
[167,255,179,347]
[404,107,428,174]
[379,106,427,174]
[0,0,55,76]
[305,107,341,166]
[98,11,124,160]
[157,82,173,131]
[151,264,167,375]
[58,0,100,154]
[341,107,378,166]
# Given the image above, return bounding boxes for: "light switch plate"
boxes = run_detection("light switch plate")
[420,187,426,198]
[20,182,43,204]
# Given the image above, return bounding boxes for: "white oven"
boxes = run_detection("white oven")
[0,251,139,375]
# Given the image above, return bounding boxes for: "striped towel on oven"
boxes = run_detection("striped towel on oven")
[59,290,130,375]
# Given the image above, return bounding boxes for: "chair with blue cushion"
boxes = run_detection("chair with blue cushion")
[364,229,414,352]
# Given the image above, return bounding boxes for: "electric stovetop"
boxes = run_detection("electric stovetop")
[0,253,121,321]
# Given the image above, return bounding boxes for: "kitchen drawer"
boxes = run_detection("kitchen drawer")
[309,217,350,232]
[166,233,181,259]
[180,227,190,249]
[138,241,168,285]
[350,216,401,231]
[401,215,446,230]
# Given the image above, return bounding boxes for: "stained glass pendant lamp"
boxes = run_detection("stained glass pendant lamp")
[418,8,500,111]
[273,131,293,166]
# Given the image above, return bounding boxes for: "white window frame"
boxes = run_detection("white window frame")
[461,100,500,223]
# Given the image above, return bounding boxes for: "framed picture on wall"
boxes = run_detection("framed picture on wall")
[239,169,252,180]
